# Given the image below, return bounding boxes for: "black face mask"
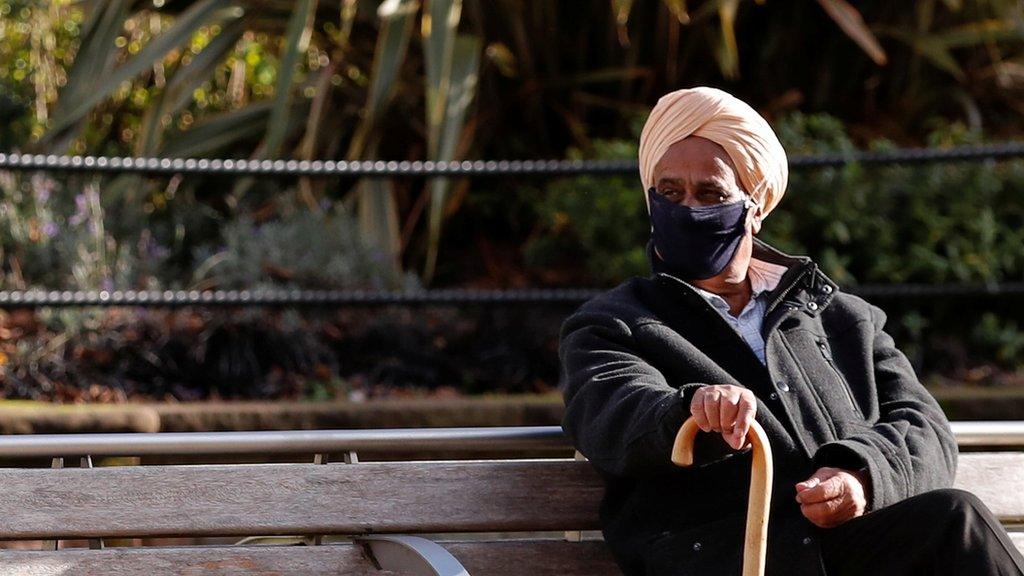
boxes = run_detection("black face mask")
[647,187,751,280]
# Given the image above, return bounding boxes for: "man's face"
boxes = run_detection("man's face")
[649,135,763,234]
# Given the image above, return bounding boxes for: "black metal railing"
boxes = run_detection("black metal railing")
[2,143,1023,308]
[2,141,1024,178]
[0,283,1020,308]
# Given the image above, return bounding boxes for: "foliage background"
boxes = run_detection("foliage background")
[0,0,1022,400]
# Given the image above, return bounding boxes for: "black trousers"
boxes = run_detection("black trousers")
[819,488,1024,575]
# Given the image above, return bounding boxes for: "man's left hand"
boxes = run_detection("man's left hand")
[795,466,869,528]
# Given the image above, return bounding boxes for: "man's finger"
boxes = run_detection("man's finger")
[799,501,830,527]
[703,391,722,432]
[731,400,755,449]
[801,496,855,528]
[719,396,740,446]
[800,500,844,528]
[720,395,739,430]
[795,477,819,492]
[795,467,837,492]
[690,392,712,433]
[797,475,846,504]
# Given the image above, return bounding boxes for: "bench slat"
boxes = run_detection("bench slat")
[0,544,393,576]
[446,540,620,575]
[954,453,1024,523]
[0,534,1014,576]
[0,461,603,539]
[0,541,620,576]
[0,452,1017,541]
[1011,532,1024,556]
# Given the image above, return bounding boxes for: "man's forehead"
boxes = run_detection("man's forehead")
[654,137,738,172]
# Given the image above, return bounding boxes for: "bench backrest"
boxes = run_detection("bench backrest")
[0,453,1019,540]
[0,426,1021,576]
[953,453,1024,523]
[0,460,601,539]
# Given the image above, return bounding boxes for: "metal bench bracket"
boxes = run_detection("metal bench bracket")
[564,450,586,542]
[80,455,105,550]
[356,534,469,576]
[42,457,63,552]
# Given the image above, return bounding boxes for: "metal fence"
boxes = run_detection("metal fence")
[2,143,1024,308]
[0,284,1022,309]
[3,142,1024,177]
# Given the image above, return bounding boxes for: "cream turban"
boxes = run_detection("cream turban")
[638,86,788,217]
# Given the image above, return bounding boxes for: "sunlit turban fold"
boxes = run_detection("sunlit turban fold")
[638,86,789,217]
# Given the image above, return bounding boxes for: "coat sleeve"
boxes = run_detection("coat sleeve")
[558,308,738,478]
[810,304,958,512]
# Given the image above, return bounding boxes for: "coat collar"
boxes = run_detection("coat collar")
[645,236,839,317]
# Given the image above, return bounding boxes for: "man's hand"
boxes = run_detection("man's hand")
[689,385,756,450]
[795,467,870,528]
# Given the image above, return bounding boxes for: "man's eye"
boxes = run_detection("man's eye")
[659,189,681,198]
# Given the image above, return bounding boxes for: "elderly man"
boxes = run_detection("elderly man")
[558,87,1024,575]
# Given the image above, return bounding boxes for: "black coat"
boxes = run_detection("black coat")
[558,238,958,575]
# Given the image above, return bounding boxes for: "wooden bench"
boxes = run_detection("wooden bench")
[0,423,1019,575]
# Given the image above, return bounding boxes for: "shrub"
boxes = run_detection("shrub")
[524,112,1024,374]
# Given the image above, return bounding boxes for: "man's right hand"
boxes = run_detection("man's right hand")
[689,385,757,450]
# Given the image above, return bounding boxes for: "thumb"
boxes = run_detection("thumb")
[795,477,820,492]
[795,467,836,492]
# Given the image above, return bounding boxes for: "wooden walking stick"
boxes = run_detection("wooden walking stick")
[671,417,774,576]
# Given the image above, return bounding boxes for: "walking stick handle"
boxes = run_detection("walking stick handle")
[671,417,774,576]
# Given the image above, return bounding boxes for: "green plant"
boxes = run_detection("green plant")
[971,313,1024,368]
[765,113,1024,285]
[6,1,1024,289]
[522,111,1024,371]
[523,136,649,285]
[0,171,179,291]
[191,192,419,291]
[2,0,486,286]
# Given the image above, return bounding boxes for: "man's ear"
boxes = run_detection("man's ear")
[749,203,764,235]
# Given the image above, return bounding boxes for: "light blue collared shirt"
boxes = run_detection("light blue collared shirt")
[693,287,771,364]
[691,258,788,365]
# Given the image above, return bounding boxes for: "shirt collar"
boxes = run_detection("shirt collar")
[690,257,782,313]
[748,257,788,296]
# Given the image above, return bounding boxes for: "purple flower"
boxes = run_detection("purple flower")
[146,237,171,259]
[42,222,59,238]
[69,194,88,226]
[31,174,55,205]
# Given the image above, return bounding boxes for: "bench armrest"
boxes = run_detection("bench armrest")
[355,535,469,576]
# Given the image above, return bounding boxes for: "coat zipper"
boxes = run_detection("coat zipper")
[816,338,861,417]
[779,335,838,441]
